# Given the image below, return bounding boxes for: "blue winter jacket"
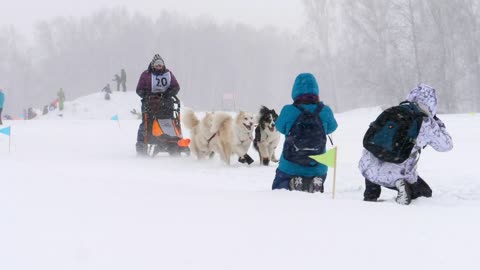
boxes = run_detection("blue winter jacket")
[0,91,5,108]
[275,73,338,177]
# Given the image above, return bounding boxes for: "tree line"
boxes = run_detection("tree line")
[302,0,480,113]
[1,1,478,115]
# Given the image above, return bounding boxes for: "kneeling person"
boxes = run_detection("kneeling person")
[272,73,338,193]
[359,84,453,205]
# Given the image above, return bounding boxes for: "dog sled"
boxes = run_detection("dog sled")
[142,95,190,157]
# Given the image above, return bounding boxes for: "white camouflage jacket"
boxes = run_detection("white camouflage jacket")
[358,84,453,187]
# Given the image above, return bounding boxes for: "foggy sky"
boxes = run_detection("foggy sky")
[2,0,478,115]
[0,0,304,36]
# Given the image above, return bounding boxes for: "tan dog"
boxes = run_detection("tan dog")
[182,110,216,160]
[210,111,255,165]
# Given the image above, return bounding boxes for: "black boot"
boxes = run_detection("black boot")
[410,176,432,199]
[363,179,381,202]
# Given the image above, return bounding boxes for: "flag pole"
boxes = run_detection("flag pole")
[332,146,338,199]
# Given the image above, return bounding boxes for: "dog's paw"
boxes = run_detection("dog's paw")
[262,158,270,166]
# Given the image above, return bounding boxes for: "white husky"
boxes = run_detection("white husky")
[209,111,255,165]
[182,110,216,160]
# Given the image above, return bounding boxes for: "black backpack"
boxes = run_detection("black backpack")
[363,101,426,163]
[283,103,326,166]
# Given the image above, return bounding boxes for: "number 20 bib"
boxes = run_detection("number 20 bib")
[151,72,172,94]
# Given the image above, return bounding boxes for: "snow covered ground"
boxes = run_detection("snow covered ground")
[1,91,479,270]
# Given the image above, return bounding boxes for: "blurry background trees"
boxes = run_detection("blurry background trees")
[1,0,479,115]
[302,0,480,113]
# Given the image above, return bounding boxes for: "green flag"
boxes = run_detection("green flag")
[309,147,337,168]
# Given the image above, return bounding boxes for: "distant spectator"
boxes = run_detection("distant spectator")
[57,88,65,111]
[0,89,4,125]
[43,105,49,115]
[113,74,121,91]
[27,107,37,120]
[101,84,112,100]
[49,99,58,111]
[120,68,127,92]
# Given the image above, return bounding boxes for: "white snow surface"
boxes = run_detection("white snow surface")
[1,91,479,270]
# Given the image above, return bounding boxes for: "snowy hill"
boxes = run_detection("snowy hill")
[39,91,141,120]
[1,92,479,270]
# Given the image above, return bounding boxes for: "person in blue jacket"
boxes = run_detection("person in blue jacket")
[272,73,338,192]
[0,89,5,125]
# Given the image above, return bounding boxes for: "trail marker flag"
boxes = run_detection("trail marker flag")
[0,126,11,136]
[309,147,337,168]
[111,114,120,128]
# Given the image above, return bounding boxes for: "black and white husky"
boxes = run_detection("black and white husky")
[253,106,280,166]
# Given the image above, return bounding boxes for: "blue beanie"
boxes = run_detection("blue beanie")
[291,73,319,100]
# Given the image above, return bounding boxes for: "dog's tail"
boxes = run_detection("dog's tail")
[211,112,233,134]
[182,110,199,130]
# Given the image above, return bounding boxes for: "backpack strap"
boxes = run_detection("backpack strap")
[399,100,428,118]
[314,102,325,114]
[293,102,324,114]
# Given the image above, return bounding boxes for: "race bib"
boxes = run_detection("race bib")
[151,72,172,93]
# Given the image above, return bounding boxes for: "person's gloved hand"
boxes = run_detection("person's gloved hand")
[433,115,446,128]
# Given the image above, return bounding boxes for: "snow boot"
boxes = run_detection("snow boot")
[395,180,412,205]
[308,177,324,193]
[410,177,432,199]
[363,179,381,202]
[289,176,304,191]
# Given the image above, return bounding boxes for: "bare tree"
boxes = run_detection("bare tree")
[302,0,340,110]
